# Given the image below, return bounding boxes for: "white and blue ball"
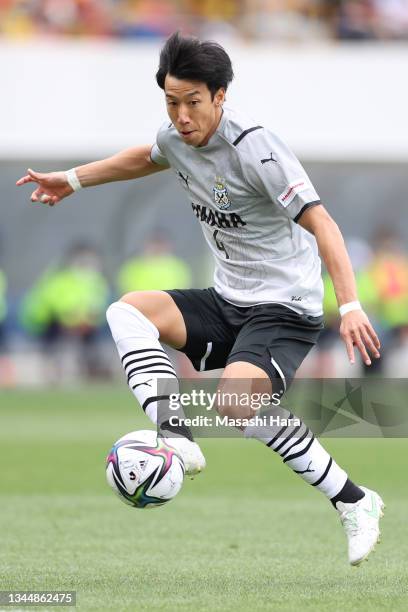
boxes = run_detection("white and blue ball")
[106,430,185,509]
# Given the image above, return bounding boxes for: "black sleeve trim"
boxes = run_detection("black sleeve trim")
[233,126,263,147]
[293,200,322,224]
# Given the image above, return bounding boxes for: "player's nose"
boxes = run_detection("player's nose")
[177,107,191,125]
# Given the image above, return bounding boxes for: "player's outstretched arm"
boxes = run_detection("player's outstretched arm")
[298,205,381,366]
[16,145,165,207]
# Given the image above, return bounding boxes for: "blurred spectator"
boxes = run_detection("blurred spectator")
[186,0,240,41]
[0,0,114,38]
[315,238,383,378]
[372,0,408,40]
[113,0,182,39]
[117,230,192,294]
[0,267,7,348]
[41,0,113,38]
[0,244,13,386]
[316,231,408,377]
[1,0,408,42]
[0,231,7,349]
[335,0,376,40]
[369,227,408,346]
[117,230,194,377]
[323,237,379,324]
[240,0,330,42]
[317,237,379,376]
[20,242,110,381]
[368,228,408,377]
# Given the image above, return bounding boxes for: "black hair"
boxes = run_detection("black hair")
[156,32,234,99]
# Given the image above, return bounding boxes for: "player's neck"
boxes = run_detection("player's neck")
[198,107,224,147]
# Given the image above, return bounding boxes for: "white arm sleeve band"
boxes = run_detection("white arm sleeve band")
[339,301,362,316]
[65,168,82,192]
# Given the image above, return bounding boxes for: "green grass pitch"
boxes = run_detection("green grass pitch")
[0,387,407,611]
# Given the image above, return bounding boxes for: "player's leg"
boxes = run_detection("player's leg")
[218,359,357,505]
[216,361,272,419]
[106,290,205,475]
[107,291,185,423]
[219,359,384,565]
[220,311,384,565]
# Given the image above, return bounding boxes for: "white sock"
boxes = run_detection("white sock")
[106,301,181,425]
[244,407,347,499]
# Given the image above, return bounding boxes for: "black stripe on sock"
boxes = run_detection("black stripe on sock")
[130,369,177,383]
[127,362,176,380]
[274,423,302,453]
[233,126,263,146]
[142,395,170,413]
[123,354,172,370]
[283,434,315,463]
[312,457,333,487]
[266,413,294,448]
[280,427,310,458]
[121,348,165,363]
[144,370,177,376]
[160,419,193,442]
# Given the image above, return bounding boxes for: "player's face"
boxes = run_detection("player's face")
[164,75,225,147]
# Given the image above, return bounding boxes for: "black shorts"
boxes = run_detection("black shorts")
[165,287,324,397]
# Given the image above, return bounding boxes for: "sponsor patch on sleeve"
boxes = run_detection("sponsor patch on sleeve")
[277,178,309,207]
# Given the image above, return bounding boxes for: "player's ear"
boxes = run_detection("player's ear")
[214,88,226,107]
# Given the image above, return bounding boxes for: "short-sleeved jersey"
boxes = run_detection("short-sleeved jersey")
[150,107,324,316]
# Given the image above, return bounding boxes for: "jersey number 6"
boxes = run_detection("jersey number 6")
[213,230,230,259]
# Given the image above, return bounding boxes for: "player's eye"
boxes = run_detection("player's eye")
[166,100,177,106]
[190,100,200,106]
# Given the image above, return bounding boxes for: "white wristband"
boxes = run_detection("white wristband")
[65,168,82,192]
[339,301,362,317]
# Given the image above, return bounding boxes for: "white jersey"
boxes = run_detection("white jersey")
[150,107,324,316]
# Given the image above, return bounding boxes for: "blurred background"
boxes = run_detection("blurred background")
[2,0,408,41]
[1,0,408,387]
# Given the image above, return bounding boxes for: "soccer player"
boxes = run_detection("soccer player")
[16,32,384,566]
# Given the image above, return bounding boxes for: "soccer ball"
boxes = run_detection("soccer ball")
[106,430,185,509]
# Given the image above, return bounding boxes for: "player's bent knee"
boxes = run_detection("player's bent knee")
[117,291,187,349]
[214,381,253,419]
[216,364,273,419]
[119,290,152,309]
[118,290,167,326]
[216,401,242,419]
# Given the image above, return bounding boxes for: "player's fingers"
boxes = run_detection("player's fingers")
[364,322,381,351]
[352,330,371,366]
[30,187,44,202]
[16,174,35,186]
[39,194,53,205]
[27,168,44,181]
[344,334,355,364]
[40,194,59,207]
[361,326,381,358]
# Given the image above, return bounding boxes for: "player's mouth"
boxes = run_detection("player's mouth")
[180,130,196,139]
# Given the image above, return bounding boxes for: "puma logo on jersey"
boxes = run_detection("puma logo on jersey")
[177,171,190,189]
[261,152,278,164]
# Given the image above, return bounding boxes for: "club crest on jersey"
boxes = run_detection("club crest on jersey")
[213,177,231,210]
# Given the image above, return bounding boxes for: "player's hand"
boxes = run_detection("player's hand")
[16,168,73,206]
[339,310,381,366]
